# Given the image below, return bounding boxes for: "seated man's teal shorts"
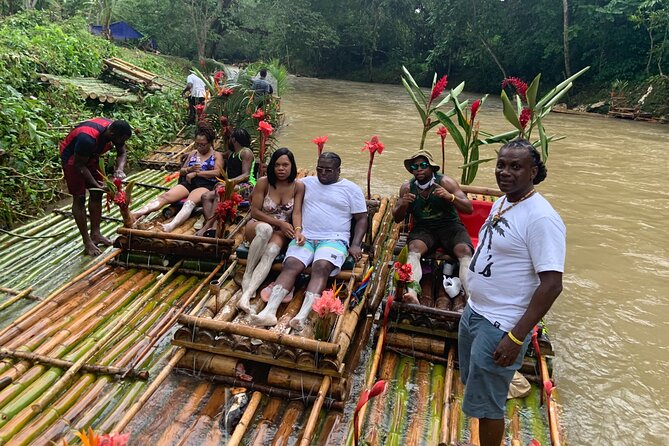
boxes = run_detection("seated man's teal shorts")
[458,304,530,419]
[285,239,348,276]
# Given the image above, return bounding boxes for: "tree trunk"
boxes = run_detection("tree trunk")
[562,0,572,77]
[478,35,506,78]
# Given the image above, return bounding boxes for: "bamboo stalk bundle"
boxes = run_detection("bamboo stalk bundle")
[177,314,340,356]
[174,385,228,446]
[384,331,446,356]
[29,261,184,415]
[297,376,330,446]
[386,356,413,445]
[193,288,242,344]
[266,367,346,401]
[439,345,456,446]
[405,359,430,446]
[426,363,446,445]
[177,350,239,377]
[271,400,304,446]
[227,391,263,446]
[154,381,212,444]
[257,289,305,357]
[249,397,282,446]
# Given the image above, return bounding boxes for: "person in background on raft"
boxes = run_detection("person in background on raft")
[237,148,305,314]
[59,118,132,257]
[391,149,473,305]
[250,152,367,329]
[459,139,565,446]
[130,121,223,232]
[196,128,255,237]
[183,71,206,125]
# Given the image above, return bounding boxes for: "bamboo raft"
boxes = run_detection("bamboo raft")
[102,57,177,91]
[37,73,139,104]
[138,137,196,171]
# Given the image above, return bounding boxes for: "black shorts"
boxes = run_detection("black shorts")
[408,222,473,256]
[178,177,217,193]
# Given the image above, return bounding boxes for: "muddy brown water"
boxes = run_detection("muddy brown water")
[274,76,669,445]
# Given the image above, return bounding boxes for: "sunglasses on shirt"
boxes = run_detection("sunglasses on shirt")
[409,161,431,171]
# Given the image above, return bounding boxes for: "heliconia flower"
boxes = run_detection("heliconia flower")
[113,191,127,205]
[258,120,273,137]
[252,109,265,120]
[436,126,448,140]
[502,77,528,101]
[470,99,481,122]
[369,380,388,398]
[430,75,448,102]
[99,433,130,446]
[312,135,328,156]
[312,289,345,318]
[213,71,224,84]
[219,88,234,96]
[361,135,384,155]
[519,107,532,129]
[113,177,123,190]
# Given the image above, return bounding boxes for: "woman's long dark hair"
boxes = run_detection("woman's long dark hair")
[267,147,297,187]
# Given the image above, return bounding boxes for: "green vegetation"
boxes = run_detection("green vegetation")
[0,11,188,228]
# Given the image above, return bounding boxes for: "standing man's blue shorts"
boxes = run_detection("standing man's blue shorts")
[285,239,348,276]
[458,304,530,419]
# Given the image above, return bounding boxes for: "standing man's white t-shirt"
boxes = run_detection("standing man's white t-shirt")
[186,73,206,98]
[300,176,367,243]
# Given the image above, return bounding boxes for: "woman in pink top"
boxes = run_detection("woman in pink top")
[238,148,305,314]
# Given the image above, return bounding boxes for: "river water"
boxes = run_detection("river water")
[276,76,669,445]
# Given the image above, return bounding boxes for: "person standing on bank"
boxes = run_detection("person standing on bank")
[59,118,132,256]
[183,71,206,124]
[458,139,565,446]
[392,150,473,304]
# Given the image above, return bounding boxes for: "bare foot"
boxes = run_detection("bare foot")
[403,291,420,305]
[84,240,102,256]
[90,233,112,246]
[159,223,174,233]
[249,312,277,327]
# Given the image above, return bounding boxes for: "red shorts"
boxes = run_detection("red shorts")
[62,158,103,196]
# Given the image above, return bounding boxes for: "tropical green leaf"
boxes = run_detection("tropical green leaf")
[401,78,427,123]
[538,120,549,161]
[435,110,466,157]
[501,91,523,131]
[401,65,427,103]
[397,245,408,264]
[433,81,465,109]
[526,74,541,109]
[459,157,495,169]
[543,83,574,108]
[480,129,520,145]
[536,66,590,108]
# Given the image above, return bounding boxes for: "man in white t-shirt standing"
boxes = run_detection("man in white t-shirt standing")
[458,139,565,446]
[251,152,368,329]
[183,72,206,124]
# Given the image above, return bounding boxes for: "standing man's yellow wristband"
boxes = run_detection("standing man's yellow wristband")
[507,331,523,345]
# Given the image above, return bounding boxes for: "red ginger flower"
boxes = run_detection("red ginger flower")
[393,261,413,282]
[471,99,481,122]
[258,120,273,137]
[519,107,532,129]
[113,191,127,205]
[194,104,205,116]
[213,71,224,84]
[436,126,448,139]
[219,88,234,96]
[312,289,345,318]
[312,135,328,156]
[113,177,122,191]
[252,109,265,120]
[502,77,528,102]
[430,75,448,102]
[361,135,384,155]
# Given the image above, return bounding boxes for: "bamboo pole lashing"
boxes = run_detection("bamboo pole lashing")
[266,366,346,401]
[226,391,263,446]
[177,314,340,356]
[298,376,331,446]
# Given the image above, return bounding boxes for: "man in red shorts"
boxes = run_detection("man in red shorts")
[60,118,132,256]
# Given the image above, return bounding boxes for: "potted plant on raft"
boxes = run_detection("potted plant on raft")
[392,246,420,301]
[213,170,244,238]
[311,282,345,341]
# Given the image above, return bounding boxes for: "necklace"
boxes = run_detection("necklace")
[491,189,535,226]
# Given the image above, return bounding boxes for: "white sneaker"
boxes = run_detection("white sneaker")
[443,277,462,298]
[193,215,205,230]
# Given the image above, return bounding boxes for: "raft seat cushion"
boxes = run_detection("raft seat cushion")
[235,244,356,270]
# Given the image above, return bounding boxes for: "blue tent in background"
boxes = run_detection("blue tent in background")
[91,21,144,41]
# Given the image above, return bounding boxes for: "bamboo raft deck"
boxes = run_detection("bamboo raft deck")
[0,137,567,444]
[38,73,140,104]
[138,137,196,171]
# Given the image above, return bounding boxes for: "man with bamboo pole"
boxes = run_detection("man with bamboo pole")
[392,150,473,305]
[250,152,367,329]
[59,118,131,256]
[458,139,565,446]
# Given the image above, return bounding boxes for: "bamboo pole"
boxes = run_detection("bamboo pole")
[390,301,462,321]
[116,227,235,245]
[298,376,331,446]
[29,260,184,414]
[112,347,186,433]
[427,363,446,445]
[0,250,121,343]
[539,355,562,446]
[226,391,263,446]
[177,314,340,355]
[439,345,456,446]
[0,288,33,312]
[0,288,39,301]
[384,331,446,356]
[249,397,282,446]
[405,359,431,446]
[0,348,147,380]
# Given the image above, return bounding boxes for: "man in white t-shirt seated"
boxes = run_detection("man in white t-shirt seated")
[182,72,206,124]
[250,152,368,330]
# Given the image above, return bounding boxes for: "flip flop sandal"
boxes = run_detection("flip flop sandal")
[260,282,294,303]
